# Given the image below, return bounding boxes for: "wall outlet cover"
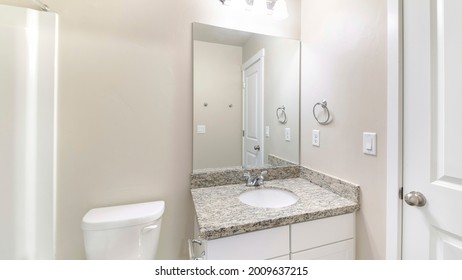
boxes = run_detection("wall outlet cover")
[312,130,320,147]
[285,128,291,141]
[197,125,206,134]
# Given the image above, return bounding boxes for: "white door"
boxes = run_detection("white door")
[402,0,462,259]
[242,50,264,168]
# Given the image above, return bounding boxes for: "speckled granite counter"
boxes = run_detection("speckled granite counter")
[191,178,360,240]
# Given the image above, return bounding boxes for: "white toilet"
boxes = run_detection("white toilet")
[81,201,165,260]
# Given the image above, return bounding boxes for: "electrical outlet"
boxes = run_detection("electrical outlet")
[197,125,206,134]
[285,128,291,141]
[312,130,320,147]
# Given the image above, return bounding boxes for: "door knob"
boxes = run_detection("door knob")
[404,191,427,207]
[254,145,260,151]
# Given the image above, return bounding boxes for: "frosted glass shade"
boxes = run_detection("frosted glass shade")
[273,0,288,20]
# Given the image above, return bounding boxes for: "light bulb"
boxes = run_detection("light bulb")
[252,0,268,16]
[229,0,247,11]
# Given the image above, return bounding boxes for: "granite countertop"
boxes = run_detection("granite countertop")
[191,177,360,240]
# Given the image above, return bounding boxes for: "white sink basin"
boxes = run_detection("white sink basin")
[239,188,299,208]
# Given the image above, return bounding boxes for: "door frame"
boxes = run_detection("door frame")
[386,0,403,260]
[242,49,265,167]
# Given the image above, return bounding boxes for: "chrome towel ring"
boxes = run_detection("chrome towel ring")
[276,106,287,124]
[313,100,331,125]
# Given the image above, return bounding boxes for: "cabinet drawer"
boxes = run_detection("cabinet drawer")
[291,239,355,260]
[291,213,355,253]
[206,225,289,260]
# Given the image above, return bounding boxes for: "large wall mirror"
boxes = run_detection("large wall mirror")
[193,23,300,171]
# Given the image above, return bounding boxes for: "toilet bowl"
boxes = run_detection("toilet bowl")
[81,201,165,260]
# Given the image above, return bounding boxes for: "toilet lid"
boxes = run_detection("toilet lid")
[81,201,165,231]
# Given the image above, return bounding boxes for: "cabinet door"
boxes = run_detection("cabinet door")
[206,225,289,260]
[291,239,355,260]
[190,218,206,260]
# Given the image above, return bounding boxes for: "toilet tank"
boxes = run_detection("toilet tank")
[81,201,165,260]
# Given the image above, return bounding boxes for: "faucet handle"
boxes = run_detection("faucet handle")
[255,170,267,186]
[243,172,253,186]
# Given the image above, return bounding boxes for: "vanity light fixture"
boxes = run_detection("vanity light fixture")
[252,0,269,15]
[272,0,289,20]
[32,0,50,11]
[220,0,249,11]
[219,0,289,20]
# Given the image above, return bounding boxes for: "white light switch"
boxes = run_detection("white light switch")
[312,130,320,147]
[265,126,270,137]
[363,132,377,155]
[285,128,291,141]
[197,125,206,134]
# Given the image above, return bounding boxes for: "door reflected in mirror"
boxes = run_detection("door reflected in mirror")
[193,23,300,171]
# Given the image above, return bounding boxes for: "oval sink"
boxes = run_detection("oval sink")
[239,188,299,208]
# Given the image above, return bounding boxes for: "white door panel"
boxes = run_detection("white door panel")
[403,0,462,259]
[243,50,264,168]
[245,70,259,141]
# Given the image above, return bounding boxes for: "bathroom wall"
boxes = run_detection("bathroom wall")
[2,0,388,260]
[0,0,300,259]
[193,41,243,170]
[243,35,300,165]
[300,0,387,259]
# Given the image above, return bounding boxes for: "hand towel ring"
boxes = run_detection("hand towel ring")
[276,106,287,124]
[313,100,331,125]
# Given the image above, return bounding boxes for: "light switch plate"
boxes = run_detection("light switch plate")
[312,130,320,147]
[265,126,270,137]
[363,132,377,155]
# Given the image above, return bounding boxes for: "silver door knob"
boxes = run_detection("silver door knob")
[254,145,260,151]
[404,191,427,207]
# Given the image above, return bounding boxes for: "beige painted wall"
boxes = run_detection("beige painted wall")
[3,0,389,260]
[193,41,242,169]
[0,0,300,259]
[243,35,300,165]
[300,0,387,259]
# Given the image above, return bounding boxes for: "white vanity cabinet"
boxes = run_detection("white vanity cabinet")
[290,213,355,260]
[192,213,355,260]
[204,225,290,260]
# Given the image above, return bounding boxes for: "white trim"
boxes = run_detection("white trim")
[242,48,265,70]
[242,69,245,167]
[52,13,59,260]
[386,0,403,260]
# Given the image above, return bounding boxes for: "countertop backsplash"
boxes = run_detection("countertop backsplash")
[191,165,359,204]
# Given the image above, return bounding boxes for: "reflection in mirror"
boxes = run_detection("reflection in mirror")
[193,23,300,171]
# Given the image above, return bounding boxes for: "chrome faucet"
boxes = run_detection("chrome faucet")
[243,171,268,186]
